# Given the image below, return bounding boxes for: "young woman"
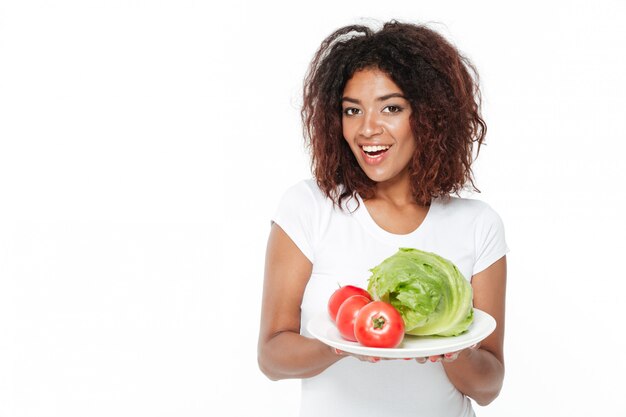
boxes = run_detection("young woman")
[258,20,508,417]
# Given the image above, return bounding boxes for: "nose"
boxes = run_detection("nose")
[358,111,383,138]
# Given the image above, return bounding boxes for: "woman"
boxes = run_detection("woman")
[257,20,508,417]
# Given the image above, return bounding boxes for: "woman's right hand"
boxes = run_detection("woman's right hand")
[332,347,382,363]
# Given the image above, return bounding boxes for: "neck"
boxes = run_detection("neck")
[372,170,414,206]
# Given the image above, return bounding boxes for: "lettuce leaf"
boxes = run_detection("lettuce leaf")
[367,248,473,336]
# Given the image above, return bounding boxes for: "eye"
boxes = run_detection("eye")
[382,105,403,113]
[343,107,361,116]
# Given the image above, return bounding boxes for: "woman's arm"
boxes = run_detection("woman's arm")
[257,223,342,381]
[442,256,507,406]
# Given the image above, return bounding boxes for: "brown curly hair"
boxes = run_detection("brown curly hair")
[301,20,486,207]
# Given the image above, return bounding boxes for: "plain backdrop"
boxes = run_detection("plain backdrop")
[1,0,625,416]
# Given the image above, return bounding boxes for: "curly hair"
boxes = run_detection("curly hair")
[301,20,486,207]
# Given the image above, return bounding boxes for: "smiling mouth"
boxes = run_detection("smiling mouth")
[361,144,391,157]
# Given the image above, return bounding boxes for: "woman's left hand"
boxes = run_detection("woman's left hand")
[415,343,480,363]
[335,343,480,363]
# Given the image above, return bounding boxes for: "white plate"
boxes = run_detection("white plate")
[306,309,496,359]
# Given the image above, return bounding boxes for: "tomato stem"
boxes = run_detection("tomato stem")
[372,316,386,329]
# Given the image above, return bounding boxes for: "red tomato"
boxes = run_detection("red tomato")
[354,301,405,348]
[335,295,371,342]
[328,285,372,322]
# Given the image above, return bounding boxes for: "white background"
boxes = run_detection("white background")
[1,0,625,416]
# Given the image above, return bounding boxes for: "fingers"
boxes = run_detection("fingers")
[333,348,380,362]
[443,351,460,362]
[414,355,449,363]
[335,345,479,363]
[415,351,460,364]
[356,354,380,362]
[332,347,345,356]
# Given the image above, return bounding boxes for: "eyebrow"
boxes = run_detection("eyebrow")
[341,93,407,104]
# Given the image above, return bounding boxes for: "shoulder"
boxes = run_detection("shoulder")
[274,179,337,222]
[434,196,506,241]
[279,178,329,207]
[435,196,502,223]
[272,179,337,263]
[435,196,508,275]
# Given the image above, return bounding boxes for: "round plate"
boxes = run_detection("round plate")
[306,308,496,358]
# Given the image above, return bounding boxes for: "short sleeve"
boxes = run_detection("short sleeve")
[271,181,318,263]
[473,205,509,275]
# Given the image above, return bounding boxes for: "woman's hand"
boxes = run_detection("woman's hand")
[332,347,381,363]
[332,344,480,363]
[415,343,480,364]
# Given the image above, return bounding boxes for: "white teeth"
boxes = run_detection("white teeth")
[362,145,390,152]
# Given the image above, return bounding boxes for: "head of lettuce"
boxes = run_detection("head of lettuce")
[367,248,474,337]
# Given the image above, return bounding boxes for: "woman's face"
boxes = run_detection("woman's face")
[341,68,416,186]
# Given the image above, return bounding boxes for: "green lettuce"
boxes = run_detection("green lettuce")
[367,248,473,337]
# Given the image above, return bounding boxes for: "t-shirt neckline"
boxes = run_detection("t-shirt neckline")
[352,194,438,245]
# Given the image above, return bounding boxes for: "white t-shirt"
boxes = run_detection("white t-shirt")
[272,179,509,417]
